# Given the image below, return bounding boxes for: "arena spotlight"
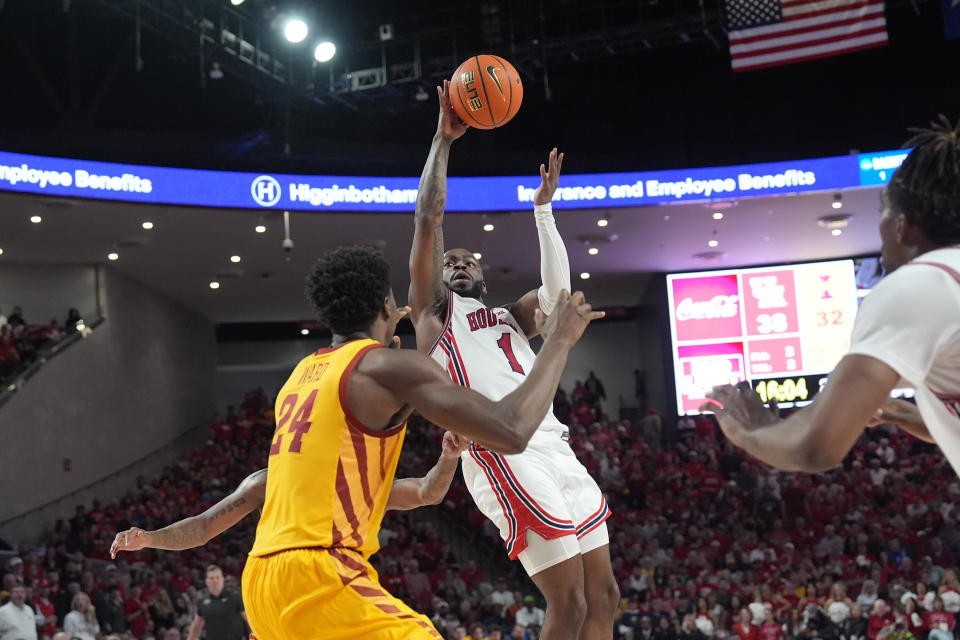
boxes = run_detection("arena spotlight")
[588,247,599,255]
[108,252,119,261]
[708,240,719,247]
[832,229,843,236]
[283,18,309,43]
[255,224,267,233]
[209,281,221,290]
[483,223,495,232]
[713,212,724,220]
[230,255,241,263]
[314,41,336,63]
[230,0,245,5]
[473,252,482,260]
[30,215,42,224]
[580,272,591,280]
[142,221,154,230]
[832,193,843,209]
[0,248,4,256]
[596,218,608,228]
[301,329,310,336]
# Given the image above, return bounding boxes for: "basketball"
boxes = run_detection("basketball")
[449,54,524,130]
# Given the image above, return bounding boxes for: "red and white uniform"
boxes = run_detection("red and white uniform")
[430,291,610,572]
[848,247,960,476]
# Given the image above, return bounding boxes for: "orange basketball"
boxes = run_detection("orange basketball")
[449,54,523,130]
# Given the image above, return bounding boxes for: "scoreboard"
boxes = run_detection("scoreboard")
[666,260,859,414]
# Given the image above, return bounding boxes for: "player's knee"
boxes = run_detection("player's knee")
[547,583,587,626]
[587,574,619,617]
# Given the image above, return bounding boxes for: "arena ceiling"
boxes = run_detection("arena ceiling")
[0,186,883,322]
[0,0,957,177]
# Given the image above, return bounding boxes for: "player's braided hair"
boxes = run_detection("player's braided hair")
[887,114,960,245]
[305,245,391,335]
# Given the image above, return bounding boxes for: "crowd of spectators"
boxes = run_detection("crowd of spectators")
[3,377,960,640]
[0,306,85,381]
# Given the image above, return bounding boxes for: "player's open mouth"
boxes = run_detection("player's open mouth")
[453,273,471,282]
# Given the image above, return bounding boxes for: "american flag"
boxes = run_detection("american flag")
[725,0,889,73]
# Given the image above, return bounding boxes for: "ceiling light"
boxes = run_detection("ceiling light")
[580,272,591,280]
[597,219,609,228]
[283,19,308,43]
[209,62,224,80]
[473,252,482,260]
[30,215,41,224]
[483,223,495,232]
[713,212,724,220]
[708,240,719,247]
[818,213,852,230]
[209,281,220,290]
[0,248,4,256]
[301,329,310,336]
[107,252,119,261]
[832,229,842,236]
[314,41,336,63]
[230,0,244,5]
[588,247,599,255]
[255,224,266,233]
[832,193,843,209]
[142,221,154,230]
[230,255,242,263]
[415,86,430,102]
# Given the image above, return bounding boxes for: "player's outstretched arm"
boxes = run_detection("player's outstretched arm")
[387,431,470,511]
[700,354,900,472]
[409,80,468,351]
[507,147,570,338]
[109,469,266,557]
[365,291,603,454]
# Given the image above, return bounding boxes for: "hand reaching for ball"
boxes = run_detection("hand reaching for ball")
[437,80,469,142]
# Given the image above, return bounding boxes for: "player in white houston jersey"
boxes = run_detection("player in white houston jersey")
[702,116,960,476]
[408,81,618,640]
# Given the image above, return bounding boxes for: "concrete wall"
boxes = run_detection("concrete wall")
[0,267,216,542]
[0,263,100,324]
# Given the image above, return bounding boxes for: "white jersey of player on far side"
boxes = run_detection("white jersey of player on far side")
[848,246,960,473]
[428,291,566,439]
[429,290,610,575]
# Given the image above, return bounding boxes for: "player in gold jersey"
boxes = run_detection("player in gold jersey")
[241,245,601,640]
[108,431,471,557]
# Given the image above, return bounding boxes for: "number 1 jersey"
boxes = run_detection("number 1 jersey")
[429,291,567,441]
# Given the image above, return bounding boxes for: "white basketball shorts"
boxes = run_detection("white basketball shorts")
[462,430,611,576]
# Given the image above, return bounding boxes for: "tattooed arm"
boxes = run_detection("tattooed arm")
[409,80,468,352]
[109,469,266,557]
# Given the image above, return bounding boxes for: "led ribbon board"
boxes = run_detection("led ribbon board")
[0,148,908,212]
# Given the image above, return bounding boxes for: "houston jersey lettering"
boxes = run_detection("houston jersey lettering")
[429,291,566,438]
[250,339,406,559]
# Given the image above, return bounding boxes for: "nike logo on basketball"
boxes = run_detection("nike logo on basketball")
[485,65,506,100]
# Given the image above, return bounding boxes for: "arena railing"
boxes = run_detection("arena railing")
[0,316,105,410]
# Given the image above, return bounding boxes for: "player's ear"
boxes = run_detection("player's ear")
[481,281,488,295]
[382,295,396,319]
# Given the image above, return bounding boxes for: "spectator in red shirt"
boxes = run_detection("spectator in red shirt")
[733,608,760,640]
[926,598,956,640]
[124,584,150,638]
[868,600,895,640]
[33,579,58,636]
[759,610,783,640]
